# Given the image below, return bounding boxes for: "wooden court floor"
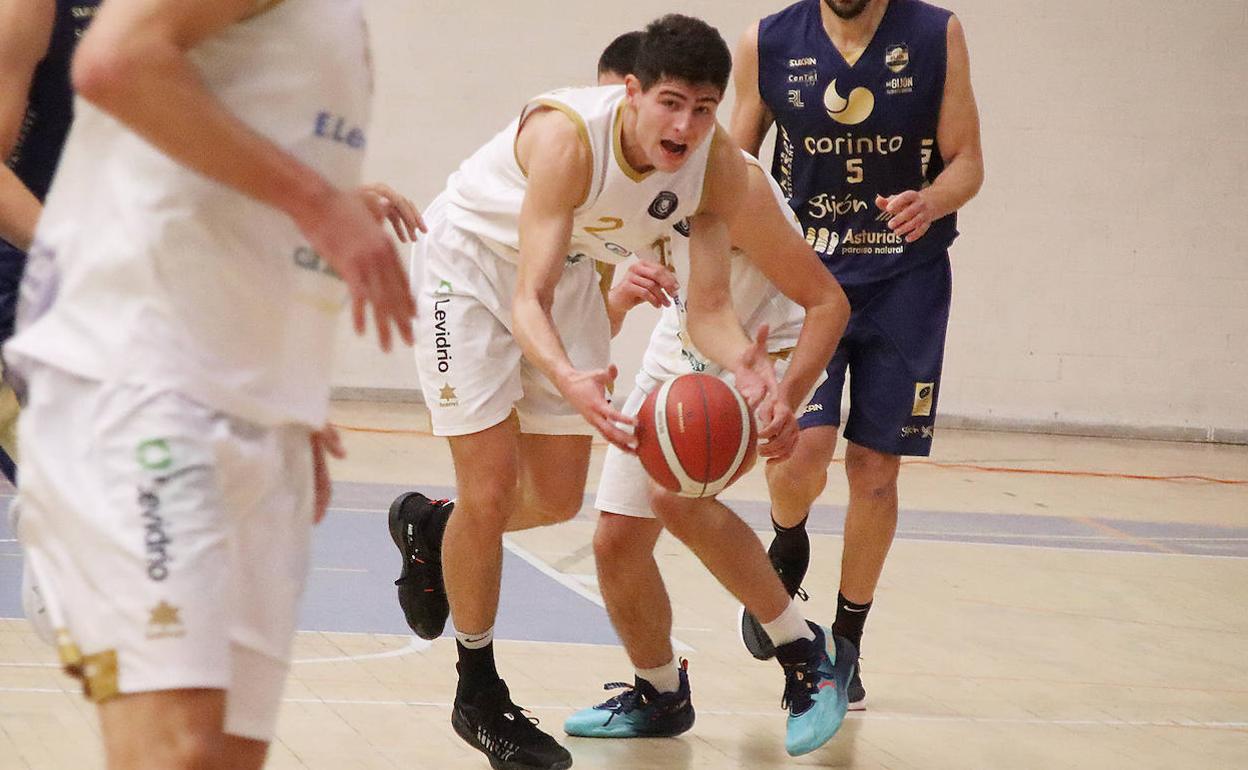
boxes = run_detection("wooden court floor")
[2,400,1246,769]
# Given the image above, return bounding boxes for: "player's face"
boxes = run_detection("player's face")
[824,0,872,20]
[626,76,721,172]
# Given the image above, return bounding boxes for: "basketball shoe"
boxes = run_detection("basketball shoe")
[388,491,453,639]
[564,660,695,738]
[452,677,572,770]
[777,623,857,756]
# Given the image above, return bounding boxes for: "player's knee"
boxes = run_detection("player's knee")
[544,489,584,524]
[845,446,900,497]
[151,729,221,770]
[458,481,519,533]
[593,514,652,564]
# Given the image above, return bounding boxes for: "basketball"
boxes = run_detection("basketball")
[636,373,758,498]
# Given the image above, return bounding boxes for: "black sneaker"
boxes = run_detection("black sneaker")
[388,491,453,640]
[563,660,695,738]
[848,658,867,710]
[452,678,573,770]
[739,549,809,661]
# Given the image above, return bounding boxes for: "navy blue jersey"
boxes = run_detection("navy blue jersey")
[1,1,98,344]
[758,0,956,285]
[5,0,98,203]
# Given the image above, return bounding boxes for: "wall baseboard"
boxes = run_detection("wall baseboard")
[330,387,1248,446]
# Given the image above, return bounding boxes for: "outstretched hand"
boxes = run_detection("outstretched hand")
[559,364,637,453]
[311,425,347,525]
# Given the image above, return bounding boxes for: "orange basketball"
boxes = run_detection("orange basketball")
[636,373,758,498]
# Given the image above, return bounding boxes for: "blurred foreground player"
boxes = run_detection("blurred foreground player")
[4,1,415,767]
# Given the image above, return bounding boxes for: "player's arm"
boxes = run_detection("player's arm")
[685,129,754,381]
[513,109,635,451]
[604,259,679,337]
[728,21,774,158]
[876,15,984,242]
[729,168,849,414]
[71,0,413,350]
[0,0,55,251]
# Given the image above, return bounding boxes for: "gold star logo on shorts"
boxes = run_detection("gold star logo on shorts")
[438,383,458,407]
[147,601,185,639]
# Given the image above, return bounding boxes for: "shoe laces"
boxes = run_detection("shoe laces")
[781,657,819,716]
[595,681,648,723]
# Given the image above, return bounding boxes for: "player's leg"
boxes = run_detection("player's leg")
[98,690,228,769]
[650,489,855,755]
[836,256,952,710]
[14,369,242,769]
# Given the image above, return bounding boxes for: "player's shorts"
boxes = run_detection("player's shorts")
[798,255,952,457]
[14,364,315,741]
[413,206,610,437]
[595,352,818,518]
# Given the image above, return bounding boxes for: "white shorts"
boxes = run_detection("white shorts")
[594,355,820,518]
[15,365,315,742]
[413,209,610,436]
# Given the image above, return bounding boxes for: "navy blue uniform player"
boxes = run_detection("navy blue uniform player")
[0,0,100,483]
[731,0,983,708]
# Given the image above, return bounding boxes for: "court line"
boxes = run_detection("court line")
[1075,516,1180,555]
[293,634,431,664]
[502,536,694,653]
[3,685,1244,731]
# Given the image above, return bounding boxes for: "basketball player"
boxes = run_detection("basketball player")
[560,44,858,756]
[0,0,101,483]
[392,16,848,769]
[4,1,413,767]
[731,0,984,709]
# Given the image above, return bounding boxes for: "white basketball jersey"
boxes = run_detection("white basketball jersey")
[441,85,714,267]
[6,0,373,428]
[641,153,806,380]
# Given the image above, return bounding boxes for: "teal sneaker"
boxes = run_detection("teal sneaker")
[564,661,695,738]
[778,624,857,756]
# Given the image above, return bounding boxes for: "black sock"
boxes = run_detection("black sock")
[831,592,871,652]
[418,500,453,553]
[455,639,500,700]
[768,514,810,595]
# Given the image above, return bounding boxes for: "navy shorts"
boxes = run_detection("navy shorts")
[0,240,24,345]
[798,255,952,457]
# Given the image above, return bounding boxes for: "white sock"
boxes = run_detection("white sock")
[636,658,681,694]
[454,626,494,649]
[760,599,815,648]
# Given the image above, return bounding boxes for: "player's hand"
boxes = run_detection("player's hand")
[607,259,679,315]
[360,182,426,243]
[559,364,638,453]
[730,324,781,411]
[299,188,416,352]
[310,425,347,525]
[876,191,934,243]
[755,395,799,463]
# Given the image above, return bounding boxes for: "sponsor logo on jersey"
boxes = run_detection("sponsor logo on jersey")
[673,218,691,238]
[788,89,806,108]
[911,382,935,416]
[788,56,818,68]
[885,43,909,73]
[884,75,915,96]
[804,227,840,257]
[293,246,341,279]
[806,192,869,222]
[146,601,185,640]
[802,133,903,157]
[314,111,366,149]
[135,438,178,582]
[823,80,874,125]
[787,71,818,86]
[900,424,934,439]
[648,191,679,220]
[803,402,824,414]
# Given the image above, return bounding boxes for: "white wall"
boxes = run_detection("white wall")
[333,0,1248,442]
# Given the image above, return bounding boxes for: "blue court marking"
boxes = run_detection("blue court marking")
[3,483,1246,639]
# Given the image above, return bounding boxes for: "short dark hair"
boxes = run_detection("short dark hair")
[597,31,642,78]
[634,14,732,95]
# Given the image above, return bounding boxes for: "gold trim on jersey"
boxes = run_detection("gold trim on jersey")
[612,103,654,183]
[514,99,592,180]
[594,261,616,305]
[58,630,120,702]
